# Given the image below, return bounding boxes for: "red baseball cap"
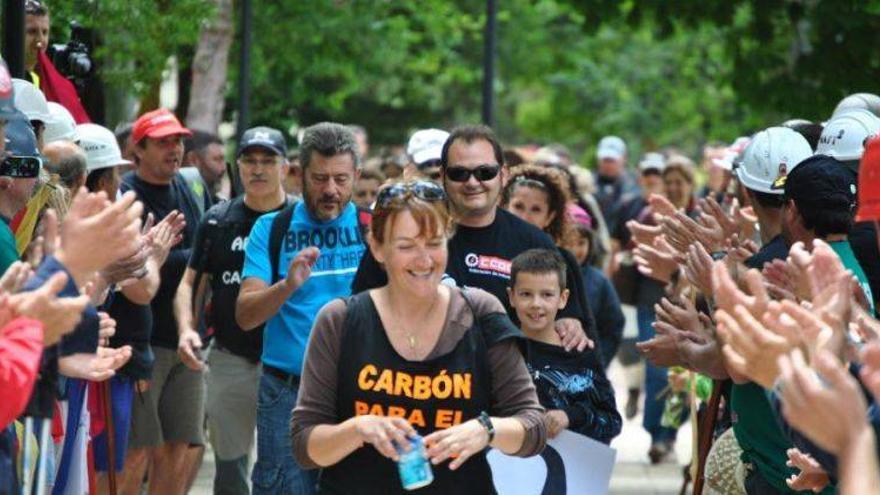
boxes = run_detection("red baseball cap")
[856,136,880,222]
[131,108,192,144]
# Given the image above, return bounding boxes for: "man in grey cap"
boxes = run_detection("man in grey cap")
[594,135,637,235]
[175,126,291,495]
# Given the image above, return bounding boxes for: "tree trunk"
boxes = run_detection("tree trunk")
[185,0,234,133]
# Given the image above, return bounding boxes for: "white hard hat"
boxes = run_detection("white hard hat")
[406,128,449,165]
[816,108,880,161]
[11,78,52,124]
[75,123,132,172]
[735,127,812,195]
[43,102,77,144]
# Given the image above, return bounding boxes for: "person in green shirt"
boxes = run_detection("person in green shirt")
[0,114,44,274]
[782,154,874,315]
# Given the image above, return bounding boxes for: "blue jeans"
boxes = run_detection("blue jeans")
[637,305,678,443]
[251,373,318,495]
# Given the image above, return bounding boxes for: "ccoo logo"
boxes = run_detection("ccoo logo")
[464,253,479,268]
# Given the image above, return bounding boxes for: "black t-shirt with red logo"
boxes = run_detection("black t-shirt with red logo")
[352,208,590,331]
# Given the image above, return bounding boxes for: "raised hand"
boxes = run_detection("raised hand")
[284,247,321,292]
[684,243,714,297]
[860,341,880,401]
[10,272,90,346]
[627,220,662,247]
[777,350,869,456]
[715,305,794,388]
[55,189,144,285]
[712,261,769,319]
[648,193,678,218]
[698,196,742,240]
[146,210,186,267]
[0,261,33,294]
[99,241,151,285]
[723,234,759,264]
[633,240,679,284]
[785,448,830,493]
[762,259,808,302]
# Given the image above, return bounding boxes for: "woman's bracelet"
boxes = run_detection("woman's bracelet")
[477,411,495,443]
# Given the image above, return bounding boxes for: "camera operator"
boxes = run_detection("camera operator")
[24,0,91,124]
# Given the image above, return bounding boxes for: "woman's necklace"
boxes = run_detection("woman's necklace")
[388,289,441,352]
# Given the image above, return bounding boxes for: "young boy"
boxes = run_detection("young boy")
[508,248,622,444]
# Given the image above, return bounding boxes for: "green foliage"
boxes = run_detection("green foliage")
[236,0,777,162]
[566,0,880,124]
[47,0,214,98]
[47,0,868,164]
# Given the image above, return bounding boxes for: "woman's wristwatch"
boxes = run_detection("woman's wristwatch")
[477,411,495,443]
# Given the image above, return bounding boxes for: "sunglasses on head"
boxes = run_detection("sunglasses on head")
[375,180,446,209]
[444,164,501,183]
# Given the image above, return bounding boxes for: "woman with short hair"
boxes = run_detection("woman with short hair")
[291,180,546,494]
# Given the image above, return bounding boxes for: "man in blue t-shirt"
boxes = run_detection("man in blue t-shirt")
[237,122,365,495]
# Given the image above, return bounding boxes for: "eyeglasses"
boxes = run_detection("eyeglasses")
[375,180,446,210]
[444,164,501,183]
[238,156,280,167]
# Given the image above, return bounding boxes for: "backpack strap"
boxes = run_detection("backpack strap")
[269,201,298,285]
[190,198,236,320]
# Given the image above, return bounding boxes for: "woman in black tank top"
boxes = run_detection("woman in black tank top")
[291,181,546,494]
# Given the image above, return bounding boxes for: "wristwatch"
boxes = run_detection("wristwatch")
[477,411,495,443]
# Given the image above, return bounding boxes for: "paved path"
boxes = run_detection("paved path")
[190,360,689,494]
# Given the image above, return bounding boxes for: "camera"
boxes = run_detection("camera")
[48,21,93,81]
[0,156,42,179]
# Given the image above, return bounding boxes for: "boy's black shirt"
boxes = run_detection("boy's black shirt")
[188,196,287,362]
[352,208,596,338]
[525,339,622,444]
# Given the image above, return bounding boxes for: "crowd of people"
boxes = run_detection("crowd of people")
[4,2,880,495]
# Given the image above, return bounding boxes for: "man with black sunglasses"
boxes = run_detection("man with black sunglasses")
[353,124,595,352]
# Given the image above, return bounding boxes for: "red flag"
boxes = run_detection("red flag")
[35,50,90,124]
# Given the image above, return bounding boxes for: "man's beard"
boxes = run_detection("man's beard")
[303,187,349,221]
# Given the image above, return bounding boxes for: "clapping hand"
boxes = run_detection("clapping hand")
[146,210,186,267]
[712,262,769,319]
[777,349,869,456]
[627,220,662,247]
[10,272,90,346]
[633,238,679,283]
[715,303,795,388]
[0,261,33,294]
[55,189,144,286]
[785,448,830,493]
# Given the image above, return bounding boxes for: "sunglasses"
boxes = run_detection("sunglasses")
[444,164,501,183]
[375,180,446,209]
[0,155,42,178]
